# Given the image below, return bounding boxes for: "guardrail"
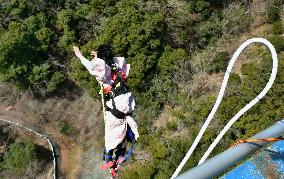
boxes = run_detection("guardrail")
[0,118,57,179]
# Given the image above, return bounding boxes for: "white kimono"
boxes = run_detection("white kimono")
[80,55,139,151]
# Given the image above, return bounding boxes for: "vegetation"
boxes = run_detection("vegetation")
[1,139,37,173]
[266,0,282,23]
[207,51,229,74]
[268,35,284,52]
[272,21,283,35]
[0,0,284,178]
[58,120,76,136]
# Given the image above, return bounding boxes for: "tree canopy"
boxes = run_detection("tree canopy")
[0,0,284,178]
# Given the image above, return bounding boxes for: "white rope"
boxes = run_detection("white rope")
[0,118,57,179]
[171,38,278,178]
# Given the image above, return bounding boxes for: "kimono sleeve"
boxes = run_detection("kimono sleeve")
[80,56,95,71]
[89,58,107,81]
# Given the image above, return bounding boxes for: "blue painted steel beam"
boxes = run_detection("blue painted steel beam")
[176,119,284,179]
[223,140,284,178]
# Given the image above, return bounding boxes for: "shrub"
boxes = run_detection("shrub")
[241,63,258,76]
[222,2,251,36]
[148,138,167,159]
[194,13,222,47]
[226,72,242,95]
[58,120,76,136]
[3,139,37,173]
[166,121,178,131]
[158,46,188,76]
[121,162,155,179]
[267,35,284,52]
[46,72,65,93]
[272,21,283,35]
[207,51,229,74]
[28,64,65,95]
[266,0,282,23]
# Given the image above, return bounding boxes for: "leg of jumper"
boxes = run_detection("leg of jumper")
[103,149,114,162]
[114,137,127,161]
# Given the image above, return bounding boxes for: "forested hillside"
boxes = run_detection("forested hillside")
[0,0,284,178]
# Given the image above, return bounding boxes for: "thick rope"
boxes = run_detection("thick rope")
[171,38,278,178]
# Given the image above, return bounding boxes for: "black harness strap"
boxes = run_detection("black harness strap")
[105,69,131,119]
[106,98,132,119]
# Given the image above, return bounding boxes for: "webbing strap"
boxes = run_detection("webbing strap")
[121,127,135,163]
[106,67,128,95]
[105,98,132,119]
[104,155,113,159]
[231,137,284,147]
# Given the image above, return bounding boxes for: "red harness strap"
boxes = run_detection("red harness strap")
[104,69,127,94]
[111,69,127,82]
[104,86,112,94]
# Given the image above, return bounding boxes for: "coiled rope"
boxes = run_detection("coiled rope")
[171,38,278,178]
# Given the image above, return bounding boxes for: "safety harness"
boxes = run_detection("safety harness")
[101,65,135,166]
[105,66,132,119]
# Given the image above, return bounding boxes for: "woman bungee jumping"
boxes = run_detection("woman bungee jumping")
[73,44,139,177]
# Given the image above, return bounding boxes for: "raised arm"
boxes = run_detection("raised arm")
[73,46,94,71]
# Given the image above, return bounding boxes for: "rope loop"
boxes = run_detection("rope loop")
[171,38,278,178]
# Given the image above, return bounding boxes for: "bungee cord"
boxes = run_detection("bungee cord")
[171,38,278,178]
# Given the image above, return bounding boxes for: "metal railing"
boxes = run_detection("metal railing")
[0,118,57,179]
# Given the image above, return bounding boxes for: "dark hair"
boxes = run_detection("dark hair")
[97,44,114,67]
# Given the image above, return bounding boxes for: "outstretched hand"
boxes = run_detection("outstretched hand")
[91,51,97,59]
[73,46,82,58]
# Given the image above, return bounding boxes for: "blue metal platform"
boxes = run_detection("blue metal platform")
[223,140,284,178]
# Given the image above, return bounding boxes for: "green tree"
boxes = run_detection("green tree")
[194,13,222,47]
[0,13,65,94]
[35,27,54,51]
[57,9,76,31]
[71,0,167,92]
[3,139,37,173]
[207,51,229,74]
[266,0,282,23]
[268,35,284,52]
[158,46,188,76]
